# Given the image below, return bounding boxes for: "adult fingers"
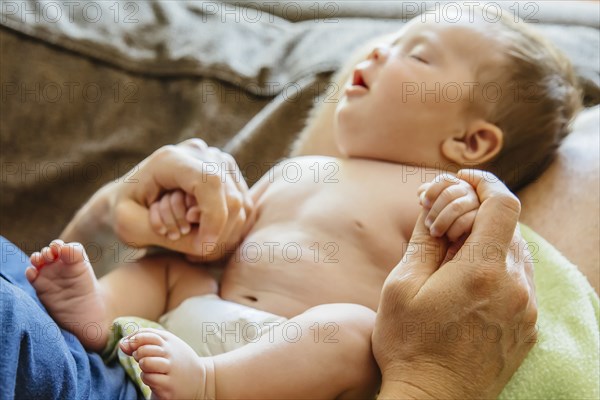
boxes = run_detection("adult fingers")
[383,210,448,300]
[457,169,521,259]
[222,152,253,219]
[140,145,229,244]
[217,207,247,250]
[195,171,228,246]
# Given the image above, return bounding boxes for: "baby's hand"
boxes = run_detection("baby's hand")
[149,190,200,241]
[417,173,480,242]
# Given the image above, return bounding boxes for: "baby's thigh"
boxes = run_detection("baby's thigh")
[165,258,219,312]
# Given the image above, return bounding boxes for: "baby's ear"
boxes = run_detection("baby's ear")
[441,120,503,165]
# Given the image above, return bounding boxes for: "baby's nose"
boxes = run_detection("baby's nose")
[368,44,390,61]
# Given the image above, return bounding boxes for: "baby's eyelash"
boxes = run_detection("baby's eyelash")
[410,54,429,64]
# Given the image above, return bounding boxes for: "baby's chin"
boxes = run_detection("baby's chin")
[331,132,355,159]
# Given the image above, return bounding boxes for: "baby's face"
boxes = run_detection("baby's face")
[335,16,504,167]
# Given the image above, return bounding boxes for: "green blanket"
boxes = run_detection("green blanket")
[500,225,599,399]
[104,225,600,399]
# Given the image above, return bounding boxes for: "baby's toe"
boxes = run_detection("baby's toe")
[41,246,57,264]
[140,372,171,397]
[120,331,164,355]
[139,357,170,374]
[30,251,44,268]
[58,242,89,265]
[133,344,166,361]
[49,240,65,257]
[25,266,39,282]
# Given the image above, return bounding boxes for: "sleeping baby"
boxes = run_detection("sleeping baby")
[25,8,581,399]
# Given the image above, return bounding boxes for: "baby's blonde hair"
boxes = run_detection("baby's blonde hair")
[475,12,582,190]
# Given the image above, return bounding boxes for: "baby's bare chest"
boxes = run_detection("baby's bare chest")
[252,157,422,258]
[220,157,426,314]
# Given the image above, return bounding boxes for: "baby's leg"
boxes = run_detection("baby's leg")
[121,303,380,399]
[27,240,217,352]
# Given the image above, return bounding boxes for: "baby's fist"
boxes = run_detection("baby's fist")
[418,173,480,242]
[149,190,199,241]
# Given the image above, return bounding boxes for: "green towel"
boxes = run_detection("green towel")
[500,225,599,399]
[102,316,164,400]
[103,225,599,399]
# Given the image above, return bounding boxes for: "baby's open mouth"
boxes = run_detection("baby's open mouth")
[352,69,368,89]
[345,68,369,98]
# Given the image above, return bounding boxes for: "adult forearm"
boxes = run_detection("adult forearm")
[60,182,117,245]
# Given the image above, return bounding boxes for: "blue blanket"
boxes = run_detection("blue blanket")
[0,236,140,400]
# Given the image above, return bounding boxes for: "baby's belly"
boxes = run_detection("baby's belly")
[219,225,389,318]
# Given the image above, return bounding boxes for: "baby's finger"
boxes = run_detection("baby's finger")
[149,202,167,236]
[186,206,200,223]
[429,195,479,237]
[425,183,469,228]
[169,190,191,236]
[159,195,180,241]
[184,193,197,208]
[417,183,431,205]
[446,209,477,242]
[420,173,459,208]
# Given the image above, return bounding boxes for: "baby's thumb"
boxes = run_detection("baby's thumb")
[386,210,449,299]
[186,206,200,223]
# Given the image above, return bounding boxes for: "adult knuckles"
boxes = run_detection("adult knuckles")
[509,283,531,316]
[221,151,237,166]
[202,171,223,189]
[152,144,178,161]
[226,191,243,213]
[179,138,208,150]
[525,302,538,327]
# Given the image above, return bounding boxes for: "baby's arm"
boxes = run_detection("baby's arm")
[418,173,480,242]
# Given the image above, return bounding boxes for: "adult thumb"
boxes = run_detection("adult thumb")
[384,210,448,300]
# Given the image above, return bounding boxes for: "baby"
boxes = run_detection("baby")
[26,8,580,400]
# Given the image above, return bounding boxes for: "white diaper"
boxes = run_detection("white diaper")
[159,294,287,357]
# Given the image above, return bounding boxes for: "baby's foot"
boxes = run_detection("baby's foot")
[26,240,110,352]
[120,328,216,399]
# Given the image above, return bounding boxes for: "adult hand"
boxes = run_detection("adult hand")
[372,170,538,399]
[110,139,253,259]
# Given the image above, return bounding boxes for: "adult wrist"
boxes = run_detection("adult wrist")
[378,378,434,399]
[378,368,471,400]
